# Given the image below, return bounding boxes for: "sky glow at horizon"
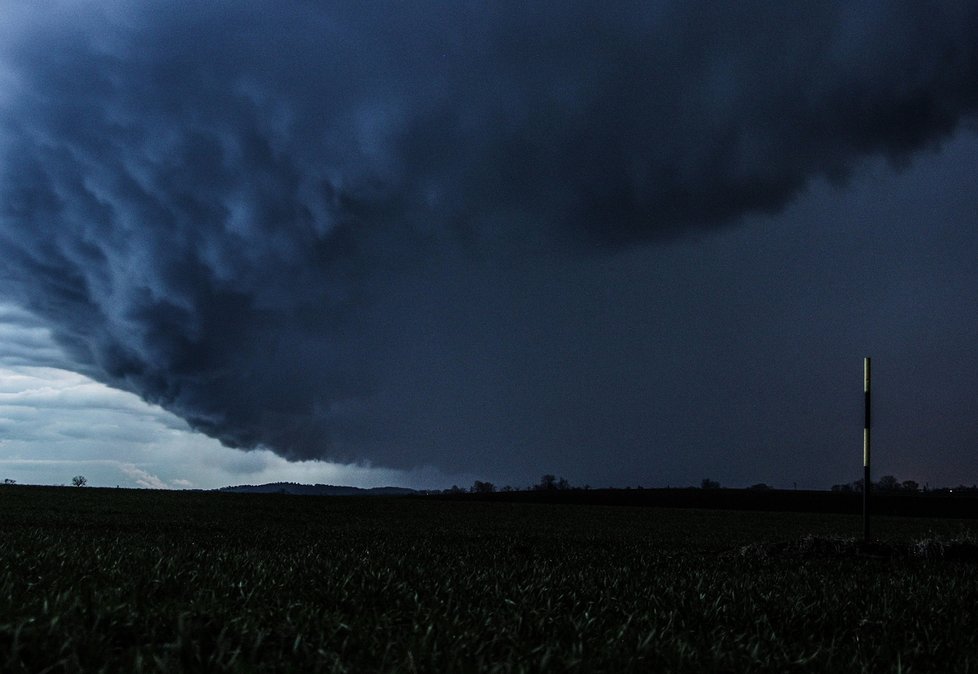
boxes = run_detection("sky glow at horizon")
[0,359,464,490]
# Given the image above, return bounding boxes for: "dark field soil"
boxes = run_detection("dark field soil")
[440,486,978,519]
[2,485,977,672]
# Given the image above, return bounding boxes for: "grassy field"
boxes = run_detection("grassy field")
[2,486,977,672]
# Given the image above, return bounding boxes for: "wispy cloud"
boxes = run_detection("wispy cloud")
[117,463,169,490]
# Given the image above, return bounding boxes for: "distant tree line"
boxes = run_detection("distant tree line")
[444,474,978,496]
[831,475,918,492]
[448,477,785,494]
[449,475,779,495]
[442,474,585,495]
[455,475,770,494]
[831,475,978,494]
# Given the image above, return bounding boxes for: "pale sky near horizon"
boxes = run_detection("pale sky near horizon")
[0,308,469,489]
[0,363,469,490]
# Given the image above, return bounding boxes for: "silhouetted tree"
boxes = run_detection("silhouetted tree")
[877,475,900,491]
[701,478,720,489]
[471,480,496,494]
[533,474,572,490]
[748,483,772,490]
[901,480,920,492]
[2,478,15,485]
[535,474,557,491]
[71,475,87,487]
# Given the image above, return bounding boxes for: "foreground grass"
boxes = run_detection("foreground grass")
[1,486,977,672]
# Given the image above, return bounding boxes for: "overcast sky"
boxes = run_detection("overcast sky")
[1,1,977,490]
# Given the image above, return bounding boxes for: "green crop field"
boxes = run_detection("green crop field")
[2,485,977,672]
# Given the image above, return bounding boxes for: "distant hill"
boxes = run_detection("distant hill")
[218,482,418,496]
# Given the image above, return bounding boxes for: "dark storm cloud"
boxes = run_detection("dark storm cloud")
[1,1,977,469]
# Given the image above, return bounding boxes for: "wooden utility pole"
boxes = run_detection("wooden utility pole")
[863,357,871,543]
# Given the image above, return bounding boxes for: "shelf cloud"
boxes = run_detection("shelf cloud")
[1,1,977,473]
